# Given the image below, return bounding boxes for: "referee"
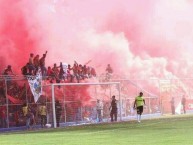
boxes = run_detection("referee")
[133,92,145,123]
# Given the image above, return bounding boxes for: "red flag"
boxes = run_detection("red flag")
[7,95,23,104]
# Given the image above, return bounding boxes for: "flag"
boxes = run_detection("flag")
[27,69,42,103]
[61,62,68,74]
[7,95,23,104]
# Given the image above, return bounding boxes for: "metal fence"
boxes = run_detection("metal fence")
[1,74,193,130]
[0,76,162,130]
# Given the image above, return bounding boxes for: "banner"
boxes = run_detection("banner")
[27,69,42,103]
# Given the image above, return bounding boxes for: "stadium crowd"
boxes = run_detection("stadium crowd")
[20,51,97,83]
[0,51,114,129]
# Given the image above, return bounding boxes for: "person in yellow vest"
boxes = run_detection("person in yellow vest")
[22,103,31,129]
[39,102,47,128]
[133,92,145,123]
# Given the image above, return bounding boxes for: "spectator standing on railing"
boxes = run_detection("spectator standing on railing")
[52,63,59,79]
[47,66,54,76]
[91,67,96,77]
[72,61,79,83]
[28,53,35,75]
[33,54,40,75]
[3,65,14,85]
[59,63,65,80]
[105,64,113,81]
[106,64,113,74]
[82,65,88,79]
[77,64,81,79]
[39,51,47,76]
[3,65,13,75]
[67,64,73,82]
[21,63,30,75]
[133,92,146,123]
[109,95,117,122]
[47,66,54,83]
[87,66,92,78]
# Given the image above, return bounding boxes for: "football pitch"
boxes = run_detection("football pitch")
[1,115,193,145]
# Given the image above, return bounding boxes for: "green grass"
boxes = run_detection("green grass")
[1,115,193,145]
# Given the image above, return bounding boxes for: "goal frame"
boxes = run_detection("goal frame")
[46,82,121,128]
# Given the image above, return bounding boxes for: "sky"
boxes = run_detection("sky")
[0,0,193,79]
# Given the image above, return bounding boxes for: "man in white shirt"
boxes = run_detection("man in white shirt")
[96,99,103,122]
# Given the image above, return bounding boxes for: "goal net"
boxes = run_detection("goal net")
[41,82,121,128]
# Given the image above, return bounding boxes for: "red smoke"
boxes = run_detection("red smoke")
[1,0,193,106]
[1,0,193,77]
[0,0,46,74]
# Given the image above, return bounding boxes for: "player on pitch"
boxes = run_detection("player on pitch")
[133,92,146,123]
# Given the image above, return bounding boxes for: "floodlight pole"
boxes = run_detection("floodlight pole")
[51,84,57,128]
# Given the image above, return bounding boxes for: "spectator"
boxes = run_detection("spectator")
[3,65,13,75]
[171,97,175,115]
[30,106,36,129]
[72,61,79,83]
[181,95,186,114]
[133,92,146,123]
[28,53,35,75]
[96,99,103,122]
[67,64,73,82]
[39,102,47,128]
[106,64,113,74]
[33,54,40,75]
[0,103,7,128]
[55,100,62,127]
[47,66,54,83]
[21,63,30,75]
[0,83,5,99]
[47,66,53,76]
[78,64,83,79]
[52,63,59,78]
[59,63,65,80]
[91,67,96,77]
[22,103,31,130]
[82,65,88,79]
[39,51,48,76]
[51,63,61,84]
[109,95,117,122]
[105,64,113,81]
[87,67,92,78]
[14,110,19,127]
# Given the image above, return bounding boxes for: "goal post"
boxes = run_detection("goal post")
[47,82,121,128]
